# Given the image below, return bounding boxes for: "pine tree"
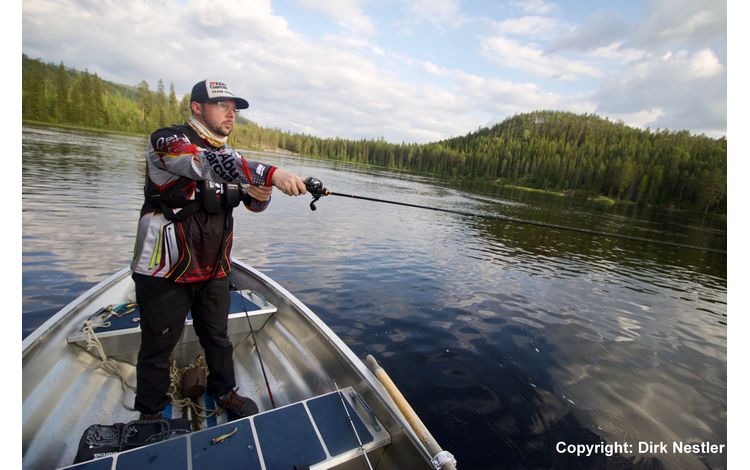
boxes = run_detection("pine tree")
[23,60,48,120]
[68,74,85,124]
[178,94,191,121]
[90,73,106,127]
[137,80,152,130]
[156,79,167,127]
[168,82,179,125]
[53,62,69,122]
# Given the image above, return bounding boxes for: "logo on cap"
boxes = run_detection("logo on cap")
[207,81,236,99]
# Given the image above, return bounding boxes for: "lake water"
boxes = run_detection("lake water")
[22,125,727,469]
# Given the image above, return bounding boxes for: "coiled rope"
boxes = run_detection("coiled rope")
[167,355,220,420]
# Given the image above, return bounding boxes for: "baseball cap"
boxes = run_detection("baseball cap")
[190,79,250,109]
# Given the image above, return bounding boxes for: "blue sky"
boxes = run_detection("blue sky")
[21,0,727,142]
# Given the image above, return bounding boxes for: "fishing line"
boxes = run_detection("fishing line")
[303,177,726,255]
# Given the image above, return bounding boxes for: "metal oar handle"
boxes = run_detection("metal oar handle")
[304,177,329,211]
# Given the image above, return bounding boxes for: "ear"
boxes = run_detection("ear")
[190,101,202,116]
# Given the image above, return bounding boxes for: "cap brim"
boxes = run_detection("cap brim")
[206,97,250,109]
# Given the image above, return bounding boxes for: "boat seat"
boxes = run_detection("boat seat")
[59,387,391,470]
[66,290,277,364]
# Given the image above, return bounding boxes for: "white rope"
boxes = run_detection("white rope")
[167,355,221,421]
[81,317,137,411]
[79,306,221,419]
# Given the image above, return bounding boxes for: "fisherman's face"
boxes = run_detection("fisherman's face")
[195,100,239,136]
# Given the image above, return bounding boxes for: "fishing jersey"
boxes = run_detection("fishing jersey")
[131,123,277,282]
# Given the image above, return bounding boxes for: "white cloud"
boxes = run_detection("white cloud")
[605,107,665,129]
[393,0,466,34]
[23,0,577,143]
[480,36,603,80]
[631,0,726,50]
[482,0,725,137]
[418,61,596,117]
[21,0,726,143]
[689,48,723,78]
[492,15,567,39]
[26,0,446,141]
[595,48,726,136]
[295,0,376,35]
[405,0,462,29]
[321,34,385,56]
[513,0,559,16]
[589,42,649,64]
[551,10,630,52]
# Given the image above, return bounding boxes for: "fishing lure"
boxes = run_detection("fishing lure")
[210,427,238,445]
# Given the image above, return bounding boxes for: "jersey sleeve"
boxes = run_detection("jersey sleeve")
[148,128,277,186]
[242,193,272,213]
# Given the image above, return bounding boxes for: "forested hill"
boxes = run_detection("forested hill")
[439,111,726,213]
[22,55,726,213]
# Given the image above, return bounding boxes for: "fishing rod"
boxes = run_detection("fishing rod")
[234,286,276,409]
[333,379,374,470]
[302,177,726,255]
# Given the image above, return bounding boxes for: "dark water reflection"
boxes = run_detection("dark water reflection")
[22,125,726,469]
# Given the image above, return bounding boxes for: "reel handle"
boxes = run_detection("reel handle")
[304,177,328,211]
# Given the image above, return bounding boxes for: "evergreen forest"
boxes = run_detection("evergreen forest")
[22,55,726,213]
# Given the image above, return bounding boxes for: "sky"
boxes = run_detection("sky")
[20,0,727,143]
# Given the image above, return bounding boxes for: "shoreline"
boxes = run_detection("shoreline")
[22,121,724,216]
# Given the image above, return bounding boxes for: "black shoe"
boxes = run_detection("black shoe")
[216,388,259,418]
[139,411,163,421]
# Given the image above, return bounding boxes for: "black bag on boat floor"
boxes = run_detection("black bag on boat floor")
[74,417,191,463]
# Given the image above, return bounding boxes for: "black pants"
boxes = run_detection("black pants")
[133,274,236,415]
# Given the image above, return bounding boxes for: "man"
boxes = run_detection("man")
[130,79,307,419]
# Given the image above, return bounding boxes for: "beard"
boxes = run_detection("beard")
[200,104,234,136]
[209,122,232,136]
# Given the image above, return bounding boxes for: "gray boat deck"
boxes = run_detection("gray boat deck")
[61,387,390,470]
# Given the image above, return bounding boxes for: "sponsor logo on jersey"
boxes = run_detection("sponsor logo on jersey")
[205,151,240,181]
